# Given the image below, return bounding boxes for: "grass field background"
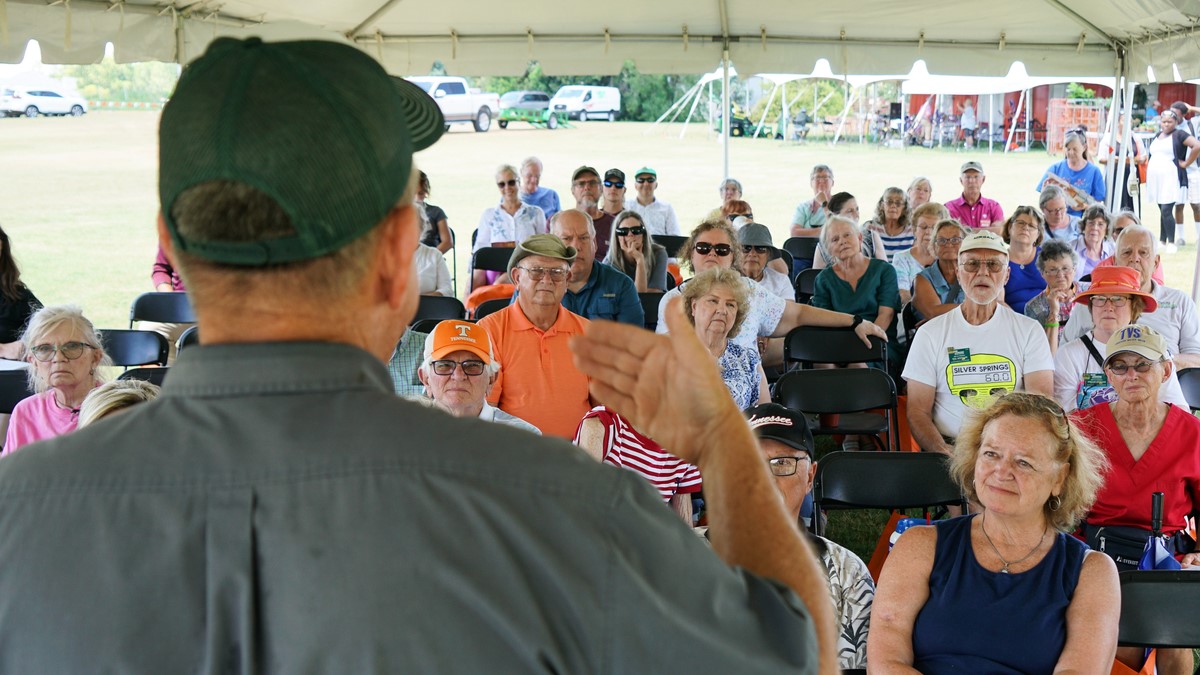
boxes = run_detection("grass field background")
[4,111,1198,331]
[3,111,1196,559]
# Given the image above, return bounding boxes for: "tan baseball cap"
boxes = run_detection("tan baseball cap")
[1103,324,1169,368]
[958,230,1009,256]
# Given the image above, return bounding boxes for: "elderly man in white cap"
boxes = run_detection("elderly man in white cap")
[417,319,540,434]
[904,230,1054,453]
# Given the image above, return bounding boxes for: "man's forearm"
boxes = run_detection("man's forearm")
[908,411,950,454]
[701,411,838,675]
[1175,353,1200,370]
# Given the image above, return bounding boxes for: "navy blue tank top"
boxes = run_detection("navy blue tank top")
[911,514,1087,674]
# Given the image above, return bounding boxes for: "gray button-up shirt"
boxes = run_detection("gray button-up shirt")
[0,341,816,673]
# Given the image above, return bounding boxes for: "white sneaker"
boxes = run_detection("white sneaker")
[1166,243,1179,254]
[1178,238,1187,247]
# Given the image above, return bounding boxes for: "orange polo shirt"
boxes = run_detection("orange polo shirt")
[479,303,593,439]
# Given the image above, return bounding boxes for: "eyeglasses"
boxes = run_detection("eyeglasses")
[742,245,772,254]
[1043,265,1074,277]
[768,456,811,477]
[725,213,752,222]
[1013,219,1040,231]
[885,199,905,207]
[1107,360,1161,375]
[573,179,600,189]
[30,341,95,362]
[517,266,569,281]
[636,176,656,184]
[1044,207,1067,216]
[616,226,645,236]
[497,179,518,188]
[960,258,1006,274]
[1090,295,1129,307]
[603,180,624,189]
[694,243,732,257]
[429,359,487,377]
[935,236,963,247]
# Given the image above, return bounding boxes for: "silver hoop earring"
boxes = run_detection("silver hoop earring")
[1048,495,1062,511]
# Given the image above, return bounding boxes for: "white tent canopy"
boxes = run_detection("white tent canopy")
[901,62,1115,96]
[2,0,1198,81]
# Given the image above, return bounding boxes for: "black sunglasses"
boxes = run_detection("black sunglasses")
[694,242,732,257]
[742,245,772,254]
[616,226,646,236]
[726,213,752,222]
[636,176,656,184]
[603,180,624,189]
[497,179,518,188]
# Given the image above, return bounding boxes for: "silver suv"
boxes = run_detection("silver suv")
[2,87,88,118]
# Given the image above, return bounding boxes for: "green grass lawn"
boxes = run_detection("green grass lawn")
[4,111,1197,331]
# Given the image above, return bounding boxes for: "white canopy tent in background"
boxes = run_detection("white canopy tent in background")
[901,62,1117,154]
[3,0,1200,291]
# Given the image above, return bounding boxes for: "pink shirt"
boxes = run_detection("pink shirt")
[3,390,80,454]
[945,194,1005,230]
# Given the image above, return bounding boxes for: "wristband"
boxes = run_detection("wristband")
[1044,322,1060,328]
[850,315,863,329]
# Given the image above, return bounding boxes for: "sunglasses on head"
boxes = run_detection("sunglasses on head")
[497,179,518,188]
[694,243,732,257]
[616,226,646,236]
[603,180,624,189]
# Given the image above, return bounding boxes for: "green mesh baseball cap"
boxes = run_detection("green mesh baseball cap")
[158,37,445,266]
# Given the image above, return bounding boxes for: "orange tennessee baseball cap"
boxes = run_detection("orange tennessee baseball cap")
[423,320,494,364]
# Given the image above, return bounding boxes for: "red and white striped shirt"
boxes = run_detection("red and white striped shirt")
[574,406,702,502]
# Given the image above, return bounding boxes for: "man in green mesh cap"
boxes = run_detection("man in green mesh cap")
[0,38,834,673]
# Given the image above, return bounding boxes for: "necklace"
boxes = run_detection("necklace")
[981,512,1048,573]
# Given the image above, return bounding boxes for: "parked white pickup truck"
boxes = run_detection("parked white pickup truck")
[407,76,500,132]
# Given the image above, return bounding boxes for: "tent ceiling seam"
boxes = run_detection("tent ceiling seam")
[1038,0,1117,47]
[347,0,405,40]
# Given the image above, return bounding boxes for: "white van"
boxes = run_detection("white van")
[550,85,621,122]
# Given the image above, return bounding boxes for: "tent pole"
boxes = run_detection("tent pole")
[752,81,778,138]
[679,79,706,139]
[989,93,994,155]
[722,51,731,179]
[1005,89,1026,154]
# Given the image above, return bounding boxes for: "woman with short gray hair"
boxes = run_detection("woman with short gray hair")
[4,305,110,453]
[1024,239,1083,352]
[1072,205,1113,280]
[1039,185,1074,241]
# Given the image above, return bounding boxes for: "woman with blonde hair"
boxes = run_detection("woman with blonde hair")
[871,392,1117,673]
[78,379,161,428]
[5,305,110,452]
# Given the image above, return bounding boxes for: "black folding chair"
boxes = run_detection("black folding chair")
[811,451,967,536]
[1177,368,1200,412]
[413,295,466,324]
[473,298,510,321]
[775,367,899,452]
[783,236,820,269]
[1118,570,1200,648]
[119,367,169,387]
[176,325,200,352]
[777,248,795,280]
[99,329,169,368]
[128,292,195,328]
[0,369,34,415]
[470,246,516,293]
[794,267,820,304]
[655,235,688,258]
[639,292,663,331]
[783,325,886,370]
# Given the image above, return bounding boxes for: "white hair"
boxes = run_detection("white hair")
[1116,224,1159,257]
[819,215,861,250]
